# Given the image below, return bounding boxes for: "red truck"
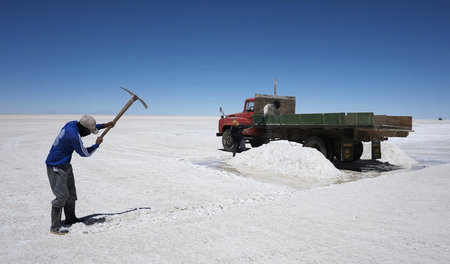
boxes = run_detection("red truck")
[217,94,413,162]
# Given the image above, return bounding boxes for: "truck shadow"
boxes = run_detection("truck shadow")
[217,140,252,153]
[217,147,250,153]
[62,207,152,226]
[332,160,402,172]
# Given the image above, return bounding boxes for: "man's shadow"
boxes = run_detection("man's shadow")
[62,207,152,227]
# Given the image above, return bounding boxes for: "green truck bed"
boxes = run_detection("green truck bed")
[253,112,412,131]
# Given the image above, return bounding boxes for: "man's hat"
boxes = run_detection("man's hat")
[79,115,99,134]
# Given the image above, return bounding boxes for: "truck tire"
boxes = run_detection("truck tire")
[324,138,335,161]
[250,138,265,148]
[353,141,363,161]
[303,136,328,158]
[335,141,363,162]
[222,129,234,152]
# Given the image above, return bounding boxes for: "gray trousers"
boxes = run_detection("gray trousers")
[47,164,77,208]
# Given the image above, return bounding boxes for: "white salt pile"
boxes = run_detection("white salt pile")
[227,141,417,180]
[227,141,343,179]
[361,141,418,167]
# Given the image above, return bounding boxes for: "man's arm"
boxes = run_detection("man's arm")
[72,134,98,157]
[97,121,115,130]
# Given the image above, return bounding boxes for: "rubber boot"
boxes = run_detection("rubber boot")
[50,206,69,235]
[64,202,80,225]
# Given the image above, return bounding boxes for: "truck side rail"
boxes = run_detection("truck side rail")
[252,113,413,131]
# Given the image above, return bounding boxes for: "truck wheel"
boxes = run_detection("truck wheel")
[250,138,264,148]
[353,142,363,161]
[222,129,234,152]
[335,141,363,162]
[324,138,335,161]
[303,136,328,158]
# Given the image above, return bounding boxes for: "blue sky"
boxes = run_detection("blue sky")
[1,0,449,118]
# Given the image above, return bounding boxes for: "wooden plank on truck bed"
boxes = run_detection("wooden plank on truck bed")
[254,94,296,115]
[373,115,412,130]
[254,112,412,134]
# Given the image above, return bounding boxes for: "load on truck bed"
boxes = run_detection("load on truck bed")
[217,94,413,162]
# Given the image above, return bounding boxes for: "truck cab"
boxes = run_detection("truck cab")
[217,98,263,151]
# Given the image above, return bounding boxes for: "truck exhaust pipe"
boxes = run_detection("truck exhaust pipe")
[219,107,226,118]
[274,78,277,96]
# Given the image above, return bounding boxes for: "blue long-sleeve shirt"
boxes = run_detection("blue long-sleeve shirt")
[45,121,105,166]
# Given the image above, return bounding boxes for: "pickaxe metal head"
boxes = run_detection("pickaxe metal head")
[120,86,148,109]
[98,87,148,139]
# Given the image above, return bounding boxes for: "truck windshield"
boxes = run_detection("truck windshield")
[245,101,254,112]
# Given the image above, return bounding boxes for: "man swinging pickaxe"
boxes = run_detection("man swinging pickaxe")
[99,87,148,139]
[45,86,147,235]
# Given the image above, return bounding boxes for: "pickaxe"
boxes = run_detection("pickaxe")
[99,87,148,139]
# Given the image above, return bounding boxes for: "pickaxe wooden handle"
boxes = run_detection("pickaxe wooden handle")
[99,87,148,139]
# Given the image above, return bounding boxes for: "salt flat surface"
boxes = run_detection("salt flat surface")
[0,115,449,263]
